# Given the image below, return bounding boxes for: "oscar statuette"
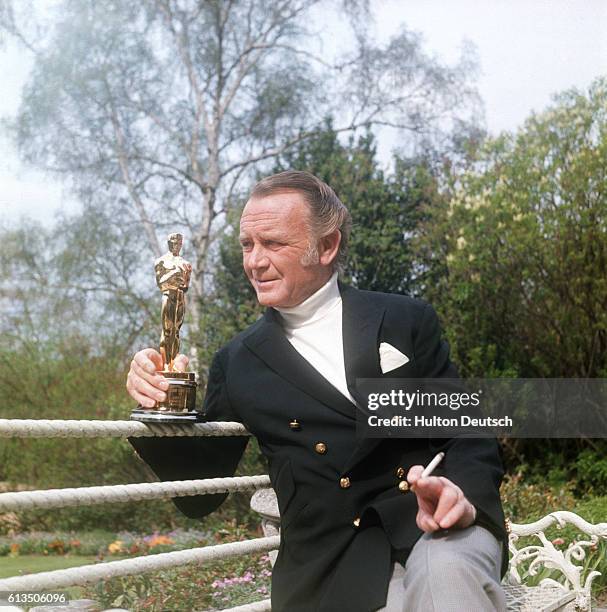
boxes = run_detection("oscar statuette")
[130,233,200,423]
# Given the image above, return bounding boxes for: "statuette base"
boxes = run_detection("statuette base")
[130,371,200,423]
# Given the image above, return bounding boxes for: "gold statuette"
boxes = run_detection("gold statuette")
[131,233,199,423]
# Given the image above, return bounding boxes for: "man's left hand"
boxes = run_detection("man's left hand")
[407,465,476,532]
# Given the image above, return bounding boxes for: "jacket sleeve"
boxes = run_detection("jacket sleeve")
[413,304,508,557]
[128,349,249,519]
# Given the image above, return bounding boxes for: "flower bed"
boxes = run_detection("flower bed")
[0,528,213,558]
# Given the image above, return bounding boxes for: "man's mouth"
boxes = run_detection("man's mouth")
[254,278,279,289]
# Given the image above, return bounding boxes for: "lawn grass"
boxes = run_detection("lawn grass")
[0,555,134,601]
[0,555,103,578]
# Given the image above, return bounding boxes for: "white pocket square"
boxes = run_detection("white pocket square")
[379,342,410,373]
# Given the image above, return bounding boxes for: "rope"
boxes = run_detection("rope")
[0,536,280,591]
[0,418,274,606]
[0,419,250,438]
[0,476,271,512]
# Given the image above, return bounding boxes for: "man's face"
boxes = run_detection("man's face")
[239,191,332,308]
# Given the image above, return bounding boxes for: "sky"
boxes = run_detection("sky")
[1,0,606,226]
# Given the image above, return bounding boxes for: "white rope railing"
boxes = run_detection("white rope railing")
[0,475,271,512]
[1,418,275,610]
[0,536,280,591]
[0,419,249,438]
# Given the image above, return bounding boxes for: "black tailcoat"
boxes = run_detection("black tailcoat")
[130,284,508,612]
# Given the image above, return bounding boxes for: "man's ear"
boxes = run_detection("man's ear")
[318,229,341,266]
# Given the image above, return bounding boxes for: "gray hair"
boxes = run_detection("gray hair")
[250,170,352,271]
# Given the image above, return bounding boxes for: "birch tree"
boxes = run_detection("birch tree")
[4,0,480,344]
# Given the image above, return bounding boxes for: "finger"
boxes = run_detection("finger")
[432,485,461,526]
[127,370,163,401]
[131,360,169,391]
[412,476,444,501]
[129,387,157,409]
[437,500,468,529]
[127,371,166,405]
[134,348,163,374]
[173,354,189,372]
[126,374,157,408]
[407,465,424,489]
[415,509,427,531]
[417,510,440,532]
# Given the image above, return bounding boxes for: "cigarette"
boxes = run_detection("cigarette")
[421,451,445,478]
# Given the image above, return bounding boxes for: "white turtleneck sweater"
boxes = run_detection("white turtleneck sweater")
[275,272,356,404]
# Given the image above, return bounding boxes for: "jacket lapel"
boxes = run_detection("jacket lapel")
[339,283,387,473]
[340,282,385,403]
[243,307,357,419]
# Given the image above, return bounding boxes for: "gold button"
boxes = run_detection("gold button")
[289,419,301,430]
[340,477,351,489]
[396,467,406,479]
[398,481,409,493]
[314,442,327,454]
[353,517,361,528]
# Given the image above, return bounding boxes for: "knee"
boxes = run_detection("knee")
[425,546,480,582]
[402,529,506,612]
[408,529,501,585]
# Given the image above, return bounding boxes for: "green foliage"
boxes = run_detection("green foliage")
[0,331,138,483]
[500,470,577,523]
[413,79,607,483]
[417,77,607,379]
[83,537,271,611]
[196,207,262,373]
[575,450,607,495]
[94,574,155,612]
[273,120,440,295]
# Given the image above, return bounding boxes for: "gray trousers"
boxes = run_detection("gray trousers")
[377,525,506,612]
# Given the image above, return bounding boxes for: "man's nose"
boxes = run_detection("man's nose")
[246,245,269,268]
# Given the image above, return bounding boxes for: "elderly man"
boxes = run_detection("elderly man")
[126,171,507,612]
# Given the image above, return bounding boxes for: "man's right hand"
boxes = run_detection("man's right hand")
[126,348,189,407]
